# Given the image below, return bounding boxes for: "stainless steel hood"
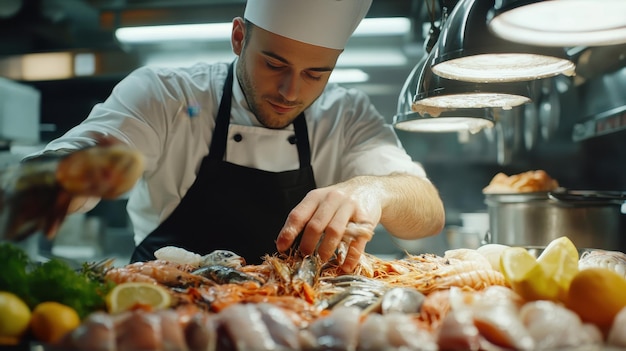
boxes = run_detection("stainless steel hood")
[568,42,626,141]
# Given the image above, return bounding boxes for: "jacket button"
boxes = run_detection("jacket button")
[233,133,243,142]
[288,135,297,144]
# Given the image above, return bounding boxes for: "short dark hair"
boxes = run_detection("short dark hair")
[244,19,254,44]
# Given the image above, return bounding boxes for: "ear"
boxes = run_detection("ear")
[231,17,245,56]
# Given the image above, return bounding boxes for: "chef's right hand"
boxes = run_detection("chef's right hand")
[276,179,379,272]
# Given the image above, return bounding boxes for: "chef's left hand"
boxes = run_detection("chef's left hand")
[276,178,380,272]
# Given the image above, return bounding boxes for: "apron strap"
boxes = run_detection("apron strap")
[208,63,235,161]
[293,113,311,168]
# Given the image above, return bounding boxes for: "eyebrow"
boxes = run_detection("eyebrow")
[261,50,334,73]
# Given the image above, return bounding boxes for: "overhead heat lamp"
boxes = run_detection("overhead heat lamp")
[428,0,575,83]
[393,52,531,133]
[488,0,626,47]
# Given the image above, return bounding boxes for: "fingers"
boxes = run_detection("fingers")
[275,221,301,253]
[314,205,353,261]
[277,186,378,270]
[287,189,353,258]
[276,192,321,252]
[341,237,368,273]
[277,189,348,255]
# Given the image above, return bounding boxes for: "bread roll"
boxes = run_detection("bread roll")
[482,170,559,194]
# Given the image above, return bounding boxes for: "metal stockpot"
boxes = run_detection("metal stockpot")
[484,191,626,250]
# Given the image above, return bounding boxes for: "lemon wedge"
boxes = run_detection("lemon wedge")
[106,282,172,314]
[536,236,579,300]
[500,246,559,301]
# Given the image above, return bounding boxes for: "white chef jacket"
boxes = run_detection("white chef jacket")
[35,60,427,245]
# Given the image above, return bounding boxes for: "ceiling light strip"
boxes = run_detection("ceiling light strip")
[115,17,411,44]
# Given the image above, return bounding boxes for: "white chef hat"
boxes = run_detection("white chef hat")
[243,0,373,50]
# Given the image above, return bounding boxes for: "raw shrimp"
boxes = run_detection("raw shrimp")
[105,261,214,287]
[320,252,441,282]
[1,144,143,241]
[376,257,506,294]
[264,254,293,286]
[259,253,321,302]
[414,268,507,294]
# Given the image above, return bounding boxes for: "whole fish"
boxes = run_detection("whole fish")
[192,265,262,285]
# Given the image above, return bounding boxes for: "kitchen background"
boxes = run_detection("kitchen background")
[0,0,624,265]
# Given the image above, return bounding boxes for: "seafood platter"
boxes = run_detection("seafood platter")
[2,237,626,351]
[2,147,626,350]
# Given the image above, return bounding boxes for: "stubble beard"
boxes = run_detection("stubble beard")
[237,60,303,130]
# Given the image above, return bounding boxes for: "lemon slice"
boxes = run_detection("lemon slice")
[500,246,559,301]
[106,282,172,314]
[537,236,579,299]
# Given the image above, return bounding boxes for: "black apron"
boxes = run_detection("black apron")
[131,63,317,264]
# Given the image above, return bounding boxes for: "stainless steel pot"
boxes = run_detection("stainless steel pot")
[484,190,626,250]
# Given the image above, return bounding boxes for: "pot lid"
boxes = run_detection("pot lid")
[548,190,626,205]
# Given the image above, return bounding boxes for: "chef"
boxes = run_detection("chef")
[29,0,445,272]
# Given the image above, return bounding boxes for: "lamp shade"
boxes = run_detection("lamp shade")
[393,52,532,133]
[429,0,575,83]
[488,0,626,47]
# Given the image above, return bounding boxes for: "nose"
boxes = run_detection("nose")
[278,70,300,102]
